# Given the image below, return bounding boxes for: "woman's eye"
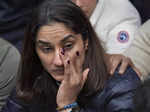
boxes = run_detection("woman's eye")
[41,47,52,53]
[64,43,73,50]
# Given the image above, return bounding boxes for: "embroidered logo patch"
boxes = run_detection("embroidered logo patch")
[117,31,129,43]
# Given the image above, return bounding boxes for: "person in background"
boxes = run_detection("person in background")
[124,20,150,80]
[0,38,20,111]
[71,0,141,75]
[72,0,141,54]
[1,0,140,112]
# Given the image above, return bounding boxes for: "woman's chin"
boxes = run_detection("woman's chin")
[53,74,64,82]
[48,71,64,82]
[56,77,64,82]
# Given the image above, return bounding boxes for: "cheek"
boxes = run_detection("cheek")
[79,50,86,67]
[36,51,53,67]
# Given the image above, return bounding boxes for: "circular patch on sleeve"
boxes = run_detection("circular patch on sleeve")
[117,31,129,43]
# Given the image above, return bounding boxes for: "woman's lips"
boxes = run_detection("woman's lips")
[52,69,64,74]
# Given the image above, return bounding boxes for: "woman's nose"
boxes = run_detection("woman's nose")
[53,51,63,66]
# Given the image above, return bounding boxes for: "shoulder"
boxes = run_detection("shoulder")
[0,38,20,61]
[106,0,136,9]
[84,67,141,111]
[104,0,140,19]
[95,67,140,111]
[0,38,20,85]
[0,38,20,66]
[139,19,150,35]
[106,66,140,93]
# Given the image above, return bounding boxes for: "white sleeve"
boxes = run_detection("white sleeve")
[106,20,139,54]
[105,0,141,54]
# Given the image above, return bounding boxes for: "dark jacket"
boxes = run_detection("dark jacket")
[1,67,140,112]
[130,0,150,23]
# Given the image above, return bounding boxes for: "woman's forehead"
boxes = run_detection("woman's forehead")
[38,23,71,34]
[36,23,73,38]
[36,23,81,44]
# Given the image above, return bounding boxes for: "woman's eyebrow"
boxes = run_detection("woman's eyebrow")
[36,40,51,46]
[61,34,75,43]
[36,34,75,46]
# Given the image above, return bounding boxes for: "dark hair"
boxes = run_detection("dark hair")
[17,0,108,106]
[134,77,150,112]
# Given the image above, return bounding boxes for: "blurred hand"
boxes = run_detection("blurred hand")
[104,53,141,76]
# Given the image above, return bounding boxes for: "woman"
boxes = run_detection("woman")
[1,0,140,112]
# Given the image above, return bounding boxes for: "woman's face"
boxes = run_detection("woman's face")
[71,0,97,17]
[36,23,88,82]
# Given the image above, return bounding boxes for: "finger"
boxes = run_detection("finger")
[61,52,78,81]
[74,51,82,73]
[104,53,113,74]
[127,58,142,77]
[110,57,121,75]
[132,67,142,77]
[82,68,90,86]
[118,56,135,74]
[59,48,67,64]
[59,48,72,69]
[66,51,82,78]
[66,51,84,84]
[127,57,136,69]
[118,58,129,74]
[59,49,71,79]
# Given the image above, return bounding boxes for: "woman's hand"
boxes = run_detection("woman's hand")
[56,50,89,108]
[105,53,141,76]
